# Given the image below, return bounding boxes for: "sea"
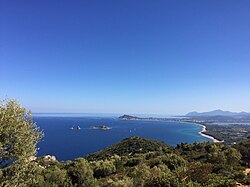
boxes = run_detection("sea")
[34,114,211,161]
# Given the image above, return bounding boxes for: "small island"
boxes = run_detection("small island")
[92,125,112,130]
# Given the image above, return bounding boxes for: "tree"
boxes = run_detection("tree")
[66,158,96,186]
[34,165,72,187]
[100,177,133,187]
[92,159,116,178]
[224,148,241,170]
[187,162,213,184]
[0,99,43,186]
[206,174,236,187]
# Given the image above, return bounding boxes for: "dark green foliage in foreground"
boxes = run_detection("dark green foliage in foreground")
[65,158,97,186]
[233,136,250,164]
[7,137,248,187]
[1,99,250,186]
[1,136,249,187]
[3,136,246,187]
[175,142,242,169]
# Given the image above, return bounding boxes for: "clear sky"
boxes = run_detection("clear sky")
[1,0,250,115]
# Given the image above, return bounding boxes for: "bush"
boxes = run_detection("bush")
[92,160,116,178]
[206,174,236,187]
[66,158,96,186]
[35,165,72,187]
[100,177,133,187]
[125,157,143,167]
[187,163,213,184]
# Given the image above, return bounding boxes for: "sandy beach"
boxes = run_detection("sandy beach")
[198,125,221,143]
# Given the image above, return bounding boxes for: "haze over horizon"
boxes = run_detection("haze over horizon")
[1,0,250,115]
[32,109,250,118]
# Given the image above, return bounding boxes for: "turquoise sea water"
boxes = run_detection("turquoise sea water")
[34,116,211,161]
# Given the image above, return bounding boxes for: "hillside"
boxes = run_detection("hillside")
[2,136,250,186]
[233,136,250,163]
[86,136,172,160]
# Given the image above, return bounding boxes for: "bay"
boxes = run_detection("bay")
[34,116,211,161]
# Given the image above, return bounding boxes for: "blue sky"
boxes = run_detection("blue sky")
[1,0,250,115]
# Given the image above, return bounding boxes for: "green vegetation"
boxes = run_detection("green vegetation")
[86,136,172,161]
[233,136,250,163]
[204,124,250,145]
[0,99,43,186]
[0,99,250,186]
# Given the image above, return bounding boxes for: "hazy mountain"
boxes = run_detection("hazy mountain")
[186,109,250,117]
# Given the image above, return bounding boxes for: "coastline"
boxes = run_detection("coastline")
[177,121,221,143]
[118,116,223,143]
[119,116,222,143]
[198,124,221,143]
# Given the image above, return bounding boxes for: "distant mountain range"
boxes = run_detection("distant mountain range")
[186,109,250,117]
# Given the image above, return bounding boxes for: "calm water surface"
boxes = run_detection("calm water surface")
[34,116,211,161]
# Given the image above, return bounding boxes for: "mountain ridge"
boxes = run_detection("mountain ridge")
[186,109,250,117]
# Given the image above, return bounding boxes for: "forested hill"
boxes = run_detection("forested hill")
[86,136,172,160]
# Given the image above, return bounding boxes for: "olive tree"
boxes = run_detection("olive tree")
[0,99,43,186]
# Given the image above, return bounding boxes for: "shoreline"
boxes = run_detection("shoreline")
[176,121,222,143]
[197,124,221,143]
[120,117,222,143]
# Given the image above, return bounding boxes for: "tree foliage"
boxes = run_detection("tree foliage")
[0,99,43,186]
[66,158,96,186]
